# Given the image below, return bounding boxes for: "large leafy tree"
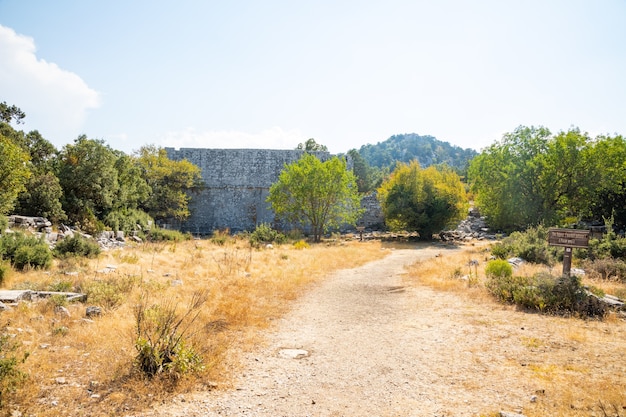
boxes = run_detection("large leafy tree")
[113,153,150,210]
[267,153,362,242]
[377,161,468,239]
[57,136,120,228]
[0,130,30,216]
[14,130,66,222]
[468,126,552,231]
[136,145,202,222]
[468,126,626,232]
[590,135,626,225]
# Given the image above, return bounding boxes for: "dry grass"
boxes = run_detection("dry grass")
[405,242,626,417]
[1,237,387,417]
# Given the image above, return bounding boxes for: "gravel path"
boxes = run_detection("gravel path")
[132,246,537,416]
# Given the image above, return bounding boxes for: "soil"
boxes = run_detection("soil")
[128,245,626,417]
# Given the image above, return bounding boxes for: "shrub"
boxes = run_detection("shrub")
[104,208,154,235]
[581,258,626,282]
[485,259,513,279]
[0,333,29,406]
[134,291,207,379]
[249,223,286,247]
[54,234,101,259]
[146,227,191,242]
[84,276,138,309]
[486,272,605,317]
[0,261,9,286]
[0,216,6,233]
[293,240,309,250]
[0,233,52,270]
[490,225,559,266]
[210,229,231,246]
[49,280,74,292]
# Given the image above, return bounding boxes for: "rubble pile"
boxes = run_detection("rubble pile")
[439,208,497,242]
[8,215,52,232]
[4,215,142,250]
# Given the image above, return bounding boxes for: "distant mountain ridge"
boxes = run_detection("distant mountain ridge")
[357,133,477,170]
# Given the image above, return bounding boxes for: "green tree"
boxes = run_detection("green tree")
[57,136,119,229]
[0,101,25,125]
[267,154,362,242]
[296,138,328,152]
[14,131,65,222]
[468,126,620,232]
[468,126,552,231]
[136,145,203,222]
[0,131,30,216]
[587,135,626,227]
[377,161,468,239]
[534,128,599,223]
[347,149,383,194]
[113,153,150,210]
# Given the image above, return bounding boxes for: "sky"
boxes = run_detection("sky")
[0,1,625,155]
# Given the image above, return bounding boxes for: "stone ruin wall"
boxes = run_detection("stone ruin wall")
[165,147,384,235]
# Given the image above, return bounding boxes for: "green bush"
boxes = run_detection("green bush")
[0,233,51,270]
[486,272,605,317]
[0,216,7,233]
[485,259,513,279]
[54,234,101,259]
[0,333,29,406]
[146,227,191,242]
[84,276,138,309]
[490,225,559,266]
[104,209,154,235]
[249,223,286,247]
[13,244,52,270]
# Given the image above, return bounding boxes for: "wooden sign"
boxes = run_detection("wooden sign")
[548,228,590,249]
[548,228,590,277]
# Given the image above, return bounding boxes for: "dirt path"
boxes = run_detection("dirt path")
[130,246,625,416]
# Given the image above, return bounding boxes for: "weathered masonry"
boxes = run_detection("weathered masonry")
[165,148,332,235]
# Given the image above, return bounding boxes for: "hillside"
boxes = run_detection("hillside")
[357,133,477,170]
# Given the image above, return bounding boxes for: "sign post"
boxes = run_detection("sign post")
[547,228,590,277]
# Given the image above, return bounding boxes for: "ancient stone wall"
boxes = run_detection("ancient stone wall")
[165,148,332,234]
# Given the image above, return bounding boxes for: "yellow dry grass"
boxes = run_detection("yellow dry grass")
[405,243,626,417]
[1,237,387,417]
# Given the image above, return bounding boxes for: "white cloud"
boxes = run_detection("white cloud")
[0,25,100,144]
[159,126,307,150]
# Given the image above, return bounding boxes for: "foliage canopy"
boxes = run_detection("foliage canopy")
[267,154,362,242]
[468,126,626,232]
[377,160,468,239]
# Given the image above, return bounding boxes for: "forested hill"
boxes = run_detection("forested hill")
[357,133,477,170]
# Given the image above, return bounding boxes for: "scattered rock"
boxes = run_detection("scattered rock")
[55,377,67,385]
[54,306,71,318]
[500,412,527,417]
[171,279,184,287]
[439,210,497,242]
[278,349,309,359]
[85,306,102,318]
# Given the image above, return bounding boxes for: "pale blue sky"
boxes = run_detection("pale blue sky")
[1,0,625,154]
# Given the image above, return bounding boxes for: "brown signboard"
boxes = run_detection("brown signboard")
[548,228,590,248]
